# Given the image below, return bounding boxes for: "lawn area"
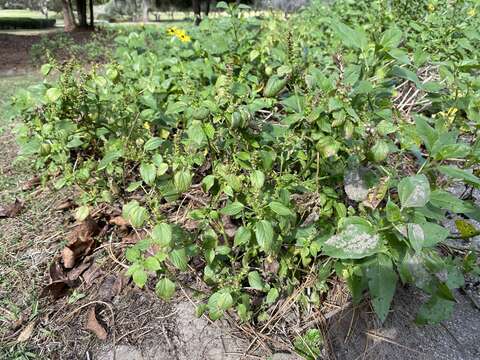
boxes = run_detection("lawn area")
[0,9,59,19]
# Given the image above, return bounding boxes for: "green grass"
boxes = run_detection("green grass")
[0,74,40,126]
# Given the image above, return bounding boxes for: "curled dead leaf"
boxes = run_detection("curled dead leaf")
[97,274,124,301]
[55,199,74,211]
[0,199,24,218]
[86,307,107,340]
[122,230,147,244]
[17,321,36,342]
[21,176,41,191]
[40,279,76,299]
[109,216,129,227]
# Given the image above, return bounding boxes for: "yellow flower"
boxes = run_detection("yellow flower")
[467,8,476,17]
[178,33,191,43]
[143,122,151,130]
[427,3,435,12]
[166,27,190,42]
[167,27,177,35]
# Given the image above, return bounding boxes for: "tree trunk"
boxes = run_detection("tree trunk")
[193,0,201,25]
[205,0,210,17]
[89,0,94,27]
[76,0,88,28]
[62,0,76,31]
[142,0,150,22]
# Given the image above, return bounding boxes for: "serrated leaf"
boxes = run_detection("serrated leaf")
[144,256,161,271]
[430,190,475,214]
[398,174,430,208]
[98,150,123,170]
[169,248,188,271]
[122,201,148,228]
[323,222,380,259]
[269,201,293,216]
[266,288,279,304]
[46,87,62,102]
[140,162,156,185]
[155,277,176,300]
[234,226,251,247]
[250,170,265,189]
[174,170,192,193]
[380,26,403,49]
[144,137,163,151]
[248,271,264,291]
[152,223,172,247]
[220,201,244,216]
[132,268,148,288]
[255,220,274,253]
[365,255,397,323]
[208,290,233,320]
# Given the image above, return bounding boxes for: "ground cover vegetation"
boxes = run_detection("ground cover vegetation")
[10,0,480,334]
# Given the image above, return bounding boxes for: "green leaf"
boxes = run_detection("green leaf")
[269,201,294,216]
[254,220,274,253]
[155,277,176,300]
[332,21,368,50]
[75,206,90,222]
[323,222,380,259]
[380,26,402,49]
[365,255,397,323]
[169,248,188,271]
[140,162,156,185]
[144,256,161,271]
[386,199,401,222]
[40,63,53,76]
[416,296,454,325]
[132,268,148,288]
[266,288,279,304]
[208,290,233,320]
[144,137,163,151]
[122,201,149,228]
[152,223,172,247]
[430,190,476,213]
[220,201,244,216]
[234,226,251,247]
[46,87,62,102]
[98,150,123,170]
[414,116,437,151]
[407,222,449,252]
[250,170,265,189]
[398,174,431,208]
[248,271,264,291]
[202,175,215,193]
[437,166,480,187]
[174,170,192,193]
[455,219,478,238]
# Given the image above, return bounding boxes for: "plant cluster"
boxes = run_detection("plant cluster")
[13,0,480,326]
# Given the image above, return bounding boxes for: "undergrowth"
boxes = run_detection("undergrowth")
[11,0,480,331]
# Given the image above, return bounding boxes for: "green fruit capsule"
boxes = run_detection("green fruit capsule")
[229,111,245,129]
[371,140,389,162]
[193,107,210,120]
[263,75,288,98]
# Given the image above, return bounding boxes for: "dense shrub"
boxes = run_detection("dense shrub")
[0,17,56,29]
[13,0,480,328]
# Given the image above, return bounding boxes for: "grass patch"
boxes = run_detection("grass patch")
[0,10,58,19]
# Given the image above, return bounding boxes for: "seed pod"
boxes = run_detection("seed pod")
[263,75,288,98]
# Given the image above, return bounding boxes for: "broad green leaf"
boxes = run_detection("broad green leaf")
[429,190,476,213]
[269,201,294,216]
[454,220,478,238]
[132,268,148,288]
[169,248,188,271]
[140,162,156,185]
[416,296,454,325]
[155,277,176,300]
[144,256,161,271]
[250,170,265,189]
[398,174,431,208]
[220,201,244,216]
[414,116,437,151]
[152,223,172,247]
[332,21,368,50]
[386,199,401,222]
[380,26,402,49]
[174,170,192,193]
[208,290,233,320]
[266,288,279,304]
[202,175,215,193]
[122,201,148,228]
[255,220,274,253]
[144,137,163,151]
[365,255,397,323]
[248,271,264,291]
[234,226,251,247]
[437,166,480,187]
[46,87,62,102]
[407,222,449,252]
[323,222,380,259]
[98,150,123,170]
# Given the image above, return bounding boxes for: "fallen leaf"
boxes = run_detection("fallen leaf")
[67,257,93,281]
[17,321,36,342]
[109,216,129,227]
[40,280,75,299]
[49,261,66,281]
[86,307,107,340]
[55,199,74,211]
[97,274,123,301]
[21,176,41,191]
[82,264,104,287]
[62,247,76,269]
[0,199,24,218]
[62,217,99,268]
[221,215,237,238]
[122,230,147,244]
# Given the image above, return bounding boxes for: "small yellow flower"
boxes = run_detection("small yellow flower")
[427,3,435,12]
[166,27,191,43]
[143,122,151,130]
[178,33,191,43]
[467,8,476,17]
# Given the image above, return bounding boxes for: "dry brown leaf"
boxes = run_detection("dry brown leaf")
[16,321,36,342]
[62,247,76,269]
[0,199,24,218]
[21,176,41,191]
[122,230,147,244]
[221,215,237,239]
[55,199,74,211]
[82,264,104,287]
[67,257,93,281]
[97,274,123,301]
[49,261,66,282]
[40,279,75,299]
[86,307,107,340]
[109,216,129,227]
